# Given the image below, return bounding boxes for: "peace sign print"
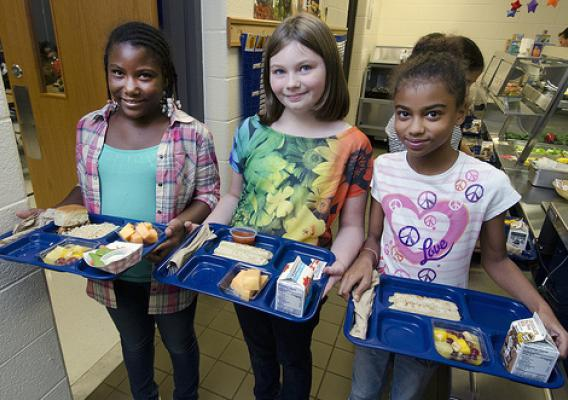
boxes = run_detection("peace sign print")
[398,226,420,247]
[465,184,484,203]
[423,214,437,229]
[455,179,467,192]
[389,199,403,212]
[465,169,479,182]
[418,268,437,282]
[393,268,411,278]
[449,200,463,211]
[418,191,437,210]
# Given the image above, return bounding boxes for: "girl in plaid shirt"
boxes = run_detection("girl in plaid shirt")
[18,22,219,400]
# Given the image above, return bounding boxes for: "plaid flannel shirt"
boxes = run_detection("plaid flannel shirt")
[76,103,220,314]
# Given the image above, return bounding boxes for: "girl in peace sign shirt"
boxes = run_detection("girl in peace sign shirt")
[340,51,568,400]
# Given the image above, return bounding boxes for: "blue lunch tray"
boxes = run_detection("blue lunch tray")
[343,275,564,389]
[154,223,335,322]
[0,213,167,280]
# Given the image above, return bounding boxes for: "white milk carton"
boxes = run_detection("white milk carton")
[501,313,559,382]
[274,256,326,318]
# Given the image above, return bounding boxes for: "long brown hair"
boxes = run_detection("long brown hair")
[260,13,349,125]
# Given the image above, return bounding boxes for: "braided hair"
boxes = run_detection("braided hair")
[104,21,177,99]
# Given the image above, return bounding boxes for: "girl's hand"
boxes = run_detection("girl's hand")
[539,310,568,358]
[16,208,45,219]
[323,260,347,296]
[146,218,186,263]
[337,255,374,302]
[184,221,199,233]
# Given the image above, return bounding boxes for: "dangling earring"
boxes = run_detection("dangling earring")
[161,91,182,118]
[108,98,119,112]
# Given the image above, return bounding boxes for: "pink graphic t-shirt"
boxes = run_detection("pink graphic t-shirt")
[372,152,521,288]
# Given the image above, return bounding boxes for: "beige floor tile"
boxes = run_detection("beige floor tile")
[234,373,255,400]
[201,361,247,399]
[199,354,216,383]
[219,337,252,371]
[327,348,353,379]
[85,383,113,400]
[334,331,355,353]
[104,390,131,400]
[116,368,167,395]
[311,340,333,369]
[320,302,346,325]
[198,294,226,309]
[224,300,238,312]
[235,328,244,340]
[326,290,345,307]
[209,309,241,336]
[311,367,324,398]
[198,388,226,400]
[195,303,222,326]
[103,363,128,388]
[316,371,352,400]
[313,320,340,345]
[195,322,206,338]
[158,375,173,400]
[154,341,174,373]
[199,328,232,359]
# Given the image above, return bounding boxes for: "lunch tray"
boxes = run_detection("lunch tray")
[343,275,564,389]
[154,223,335,322]
[0,214,167,280]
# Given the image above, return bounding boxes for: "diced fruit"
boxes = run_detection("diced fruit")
[545,133,557,144]
[433,326,484,365]
[435,341,454,358]
[130,232,144,244]
[119,223,135,241]
[433,328,447,342]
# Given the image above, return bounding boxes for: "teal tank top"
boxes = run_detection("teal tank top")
[99,144,159,282]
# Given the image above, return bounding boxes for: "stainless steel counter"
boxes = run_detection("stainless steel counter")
[491,137,568,238]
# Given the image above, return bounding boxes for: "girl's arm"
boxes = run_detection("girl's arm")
[324,194,367,295]
[481,212,568,357]
[16,186,84,219]
[337,198,384,301]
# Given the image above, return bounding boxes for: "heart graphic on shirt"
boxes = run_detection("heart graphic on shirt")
[383,194,468,265]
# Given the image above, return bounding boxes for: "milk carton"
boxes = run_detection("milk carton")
[501,313,559,382]
[274,257,326,317]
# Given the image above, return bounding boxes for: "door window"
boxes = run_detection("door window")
[29,0,64,93]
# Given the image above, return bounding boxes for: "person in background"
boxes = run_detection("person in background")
[194,13,372,400]
[18,22,220,400]
[387,34,485,155]
[558,27,568,47]
[340,51,568,400]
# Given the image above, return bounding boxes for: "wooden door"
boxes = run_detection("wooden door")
[0,0,158,207]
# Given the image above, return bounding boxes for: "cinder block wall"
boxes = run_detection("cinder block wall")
[374,0,568,67]
[0,80,71,399]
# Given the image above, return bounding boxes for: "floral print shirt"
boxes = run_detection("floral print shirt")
[229,115,373,247]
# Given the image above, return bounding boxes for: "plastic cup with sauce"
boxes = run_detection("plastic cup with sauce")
[230,227,257,245]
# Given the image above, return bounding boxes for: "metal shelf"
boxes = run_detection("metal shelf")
[489,92,545,117]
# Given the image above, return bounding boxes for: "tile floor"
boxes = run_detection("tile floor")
[84,262,568,400]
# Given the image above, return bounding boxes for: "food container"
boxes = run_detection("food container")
[553,179,568,200]
[40,239,94,266]
[501,313,559,383]
[528,161,568,188]
[230,227,257,245]
[83,241,143,274]
[218,264,270,301]
[432,321,489,366]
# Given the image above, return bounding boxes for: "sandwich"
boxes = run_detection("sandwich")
[54,204,89,233]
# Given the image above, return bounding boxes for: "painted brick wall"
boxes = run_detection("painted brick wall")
[0,80,71,399]
[374,0,568,67]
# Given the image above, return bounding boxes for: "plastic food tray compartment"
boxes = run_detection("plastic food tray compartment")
[0,213,167,280]
[343,275,564,389]
[154,223,335,322]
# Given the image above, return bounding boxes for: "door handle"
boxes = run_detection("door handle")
[11,64,23,78]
